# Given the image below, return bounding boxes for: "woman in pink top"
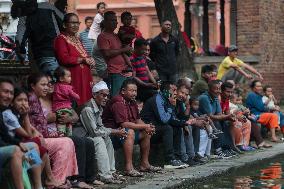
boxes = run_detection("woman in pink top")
[53,66,80,136]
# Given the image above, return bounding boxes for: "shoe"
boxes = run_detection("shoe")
[187,158,200,166]
[224,149,238,157]
[238,145,256,152]
[164,159,188,169]
[194,154,209,164]
[213,129,223,135]
[208,133,218,139]
[215,151,233,159]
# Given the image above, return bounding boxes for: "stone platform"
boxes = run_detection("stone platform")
[97,142,284,189]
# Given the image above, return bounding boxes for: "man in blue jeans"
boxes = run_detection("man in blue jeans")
[141,82,202,169]
[198,80,236,159]
[175,81,206,165]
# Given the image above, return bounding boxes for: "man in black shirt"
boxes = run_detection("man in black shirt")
[16,0,66,75]
[150,20,179,83]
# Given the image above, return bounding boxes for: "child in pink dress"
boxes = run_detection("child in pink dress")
[53,66,80,136]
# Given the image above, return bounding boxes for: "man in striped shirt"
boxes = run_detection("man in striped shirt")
[130,38,157,102]
[79,16,94,56]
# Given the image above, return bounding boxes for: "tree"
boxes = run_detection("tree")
[154,0,198,80]
[184,0,191,38]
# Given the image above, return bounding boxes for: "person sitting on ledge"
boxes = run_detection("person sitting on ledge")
[102,78,162,177]
[217,45,263,83]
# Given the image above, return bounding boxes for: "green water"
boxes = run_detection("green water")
[181,155,284,189]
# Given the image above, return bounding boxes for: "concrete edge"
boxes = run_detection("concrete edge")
[122,143,284,189]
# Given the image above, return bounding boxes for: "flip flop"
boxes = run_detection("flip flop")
[140,165,163,173]
[124,169,144,177]
[71,181,93,189]
[259,144,272,148]
[46,180,71,189]
[92,179,104,186]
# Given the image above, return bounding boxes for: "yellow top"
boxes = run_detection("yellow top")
[217,56,244,79]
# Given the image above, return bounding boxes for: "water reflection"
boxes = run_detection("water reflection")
[234,163,282,189]
[234,177,252,189]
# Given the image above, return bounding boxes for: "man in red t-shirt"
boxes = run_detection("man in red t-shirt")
[97,11,133,97]
[102,78,161,176]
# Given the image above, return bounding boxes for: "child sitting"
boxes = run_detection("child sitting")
[230,93,255,151]
[262,85,283,125]
[52,66,80,136]
[189,97,222,139]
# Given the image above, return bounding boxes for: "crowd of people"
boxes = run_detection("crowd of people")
[1,1,283,189]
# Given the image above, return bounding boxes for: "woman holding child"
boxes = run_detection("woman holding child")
[246,80,281,142]
[28,73,97,188]
[27,73,78,186]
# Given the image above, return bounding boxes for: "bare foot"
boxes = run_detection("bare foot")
[44,178,62,188]
[72,181,93,189]
[271,137,280,142]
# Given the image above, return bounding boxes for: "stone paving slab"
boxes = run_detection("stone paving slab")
[120,143,284,189]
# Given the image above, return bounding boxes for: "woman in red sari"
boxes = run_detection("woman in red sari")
[54,13,95,106]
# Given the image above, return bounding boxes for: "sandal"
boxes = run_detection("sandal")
[46,180,71,189]
[113,172,126,181]
[140,165,163,173]
[92,179,104,186]
[124,169,144,177]
[71,181,93,189]
[258,144,272,148]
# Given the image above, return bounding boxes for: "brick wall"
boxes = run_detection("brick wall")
[237,0,284,102]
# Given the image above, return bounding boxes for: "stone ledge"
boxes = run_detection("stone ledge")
[120,143,284,189]
[193,55,260,65]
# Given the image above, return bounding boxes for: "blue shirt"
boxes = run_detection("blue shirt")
[198,91,221,115]
[246,91,268,116]
[79,28,94,57]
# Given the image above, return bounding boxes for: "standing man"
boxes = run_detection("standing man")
[217,45,263,83]
[79,16,95,57]
[97,11,132,96]
[150,20,179,83]
[102,79,161,176]
[16,0,66,75]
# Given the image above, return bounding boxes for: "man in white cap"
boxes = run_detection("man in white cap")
[80,81,127,184]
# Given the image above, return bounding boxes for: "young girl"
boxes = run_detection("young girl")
[189,98,222,139]
[53,66,80,136]
[3,88,62,188]
[262,86,284,137]
[230,93,254,151]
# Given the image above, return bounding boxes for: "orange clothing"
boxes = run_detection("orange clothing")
[231,120,251,146]
[258,113,279,129]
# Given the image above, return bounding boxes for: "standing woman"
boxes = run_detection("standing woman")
[54,13,95,106]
